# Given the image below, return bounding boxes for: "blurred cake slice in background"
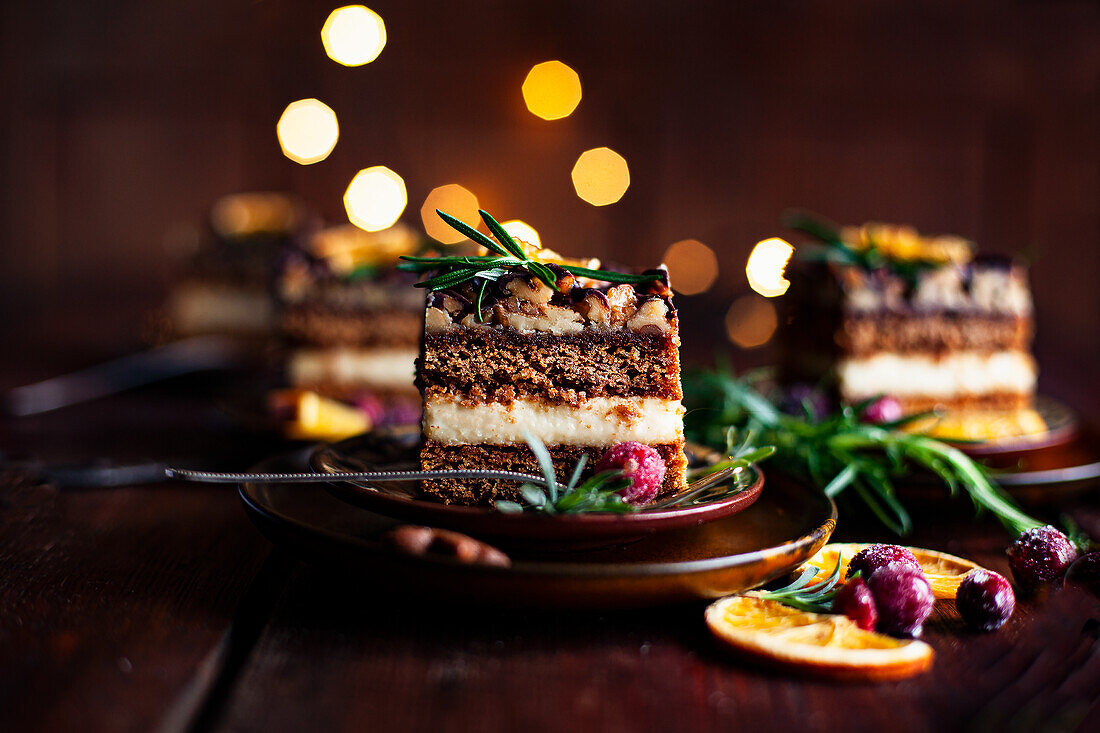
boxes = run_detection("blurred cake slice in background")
[168,192,309,338]
[276,221,425,431]
[781,217,1044,442]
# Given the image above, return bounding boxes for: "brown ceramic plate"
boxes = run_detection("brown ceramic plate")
[309,431,766,549]
[238,451,836,609]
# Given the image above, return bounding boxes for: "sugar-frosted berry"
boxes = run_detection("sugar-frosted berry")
[596,442,666,506]
[866,565,935,638]
[1006,525,1078,589]
[847,544,921,580]
[833,578,878,631]
[956,570,1015,632]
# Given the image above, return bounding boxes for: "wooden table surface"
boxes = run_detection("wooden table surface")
[2,367,1099,733]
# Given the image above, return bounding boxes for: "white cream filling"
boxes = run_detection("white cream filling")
[423,396,685,446]
[168,283,273,334]
[839,351,1036,399]
[289,347,418,391]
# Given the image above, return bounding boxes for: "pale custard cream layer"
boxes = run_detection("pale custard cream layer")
[423,395,685,446]
[838,350,1036,399]
[288,347,418,391]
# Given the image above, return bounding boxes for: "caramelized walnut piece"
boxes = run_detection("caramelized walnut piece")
[424,307,453,332]
[605,284,639,326]
[503,276,554,305]
[627,297,672,334]
[383,525,511,567]
[576,291,612,328]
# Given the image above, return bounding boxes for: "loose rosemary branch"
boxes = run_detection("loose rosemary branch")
[683,365,1045,537]
[755,558,844,613]
[397,209,662,293]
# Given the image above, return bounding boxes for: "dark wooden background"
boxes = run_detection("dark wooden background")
[2,0,1098,410]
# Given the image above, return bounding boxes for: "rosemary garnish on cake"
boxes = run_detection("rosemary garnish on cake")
[397,209,663,300]
[493,434,637,515]
[783,210,970,282]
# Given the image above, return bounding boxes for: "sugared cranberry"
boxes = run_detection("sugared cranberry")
[351,392,385,425]
[833,578,878,631]
[1006,525,1078,589]
[1064,552,1100,597]
[866,565,935,638]
[956,570,1015,632]
[596,442,666,506]
[861,396,904,424]
[847,544,921,580]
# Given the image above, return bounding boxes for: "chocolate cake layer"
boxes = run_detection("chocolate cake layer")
[282,306,421,347]
[419,440,688,506]
[418,329,682,405]
[841,313,1031,356]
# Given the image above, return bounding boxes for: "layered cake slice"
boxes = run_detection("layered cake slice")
[782,217,1043,439]
[168,192,308,338]
[276,222,425,425]
[407,210,688,505]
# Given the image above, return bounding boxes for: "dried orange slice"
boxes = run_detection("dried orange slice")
[803,543,984,599]
[705,595,933,681]
[270,389,371,442]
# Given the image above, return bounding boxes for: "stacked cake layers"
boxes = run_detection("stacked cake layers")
[278,223,423,418]
[416,267,688,505]
[783,222,1039,436]
[169,192,307,338]
[832,257,1035,413]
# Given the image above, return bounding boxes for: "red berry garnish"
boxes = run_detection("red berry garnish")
[847,544,921,580]
[1006,525,1078,589]
[833,578,878,631]
[596,442,666,506]
[866,565,935,638]
[956,569,1015,632]
[862,396,904,424]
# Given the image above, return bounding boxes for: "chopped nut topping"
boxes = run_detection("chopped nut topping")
[627,298,671,334]
[424,306,453,332]
[576,292,612,328]
[504,276,554,305]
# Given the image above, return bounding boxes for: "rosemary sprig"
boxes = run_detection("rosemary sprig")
[755,558,844,613]
[683,364,1046,537]
[398,209,662,295]
[782,209,940,283]
[493,434,637,515]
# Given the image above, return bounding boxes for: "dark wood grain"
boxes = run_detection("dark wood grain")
[208,502,1100,733]
[0,379,283,733]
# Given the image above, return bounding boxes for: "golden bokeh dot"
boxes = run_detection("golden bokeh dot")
[725,295,779,349]
[343,166,407,232]
[421,185,480,244]
[521,60,582,120]
[500,220,541,250]
[746,237,794,297]
[661,239,719,295]
[276,99,339,165]
[321,5,387,66]
[571,147,630,206]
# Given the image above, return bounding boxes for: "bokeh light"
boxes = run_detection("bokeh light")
[276,99,339,165]
[725,295,778,348]
[571,147,630,206]
[522,61,582,120]
[661,239,718,295]
[321,5,387,66]
[343,166,407,232]
[746,237,794,297]
[421,184,480,244]
[501,220,541,250]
